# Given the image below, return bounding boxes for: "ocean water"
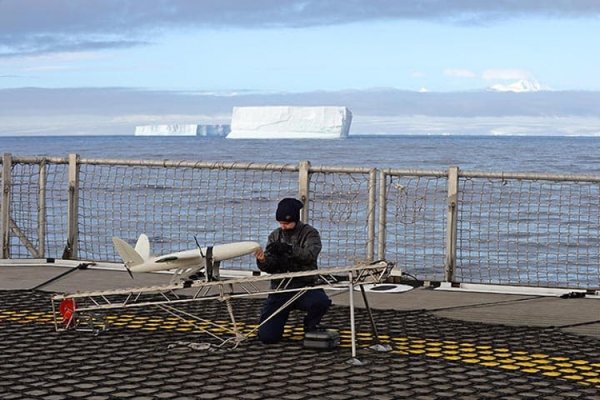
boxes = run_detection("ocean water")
[2,134,599,287]
[1,134,600,175]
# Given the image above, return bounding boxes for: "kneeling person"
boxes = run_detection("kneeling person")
[255,198,331,344]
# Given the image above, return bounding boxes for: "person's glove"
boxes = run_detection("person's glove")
[266,241,292,256]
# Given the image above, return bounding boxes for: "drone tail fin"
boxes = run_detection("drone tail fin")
[112,236,144,271]
[134,233,151,261]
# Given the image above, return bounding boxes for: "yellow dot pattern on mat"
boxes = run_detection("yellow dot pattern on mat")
[1,307,599,387]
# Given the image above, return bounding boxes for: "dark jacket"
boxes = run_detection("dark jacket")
[257,222,322,288]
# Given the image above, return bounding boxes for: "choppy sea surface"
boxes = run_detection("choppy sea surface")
[2,135,600,175]
[2,134,599,287]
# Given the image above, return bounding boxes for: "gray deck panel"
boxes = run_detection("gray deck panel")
[0,263,599,398]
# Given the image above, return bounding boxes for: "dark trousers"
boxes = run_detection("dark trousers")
[258,289,331,344]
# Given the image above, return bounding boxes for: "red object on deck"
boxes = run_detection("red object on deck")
[59,298,76,325]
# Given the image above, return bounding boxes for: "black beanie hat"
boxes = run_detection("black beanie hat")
[276,198,304,222]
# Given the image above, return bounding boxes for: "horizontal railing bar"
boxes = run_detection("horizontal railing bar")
[5,156,600,183]
[309,165,375,174]
[5,156,69,164]
[4,155,299,172]
[382,168,600,183]
[383,168,448,177]
[460,170,600,183]
[78,158,300,171]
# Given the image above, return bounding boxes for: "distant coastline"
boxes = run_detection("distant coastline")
[2,132,600,138]
[3,88,599,137]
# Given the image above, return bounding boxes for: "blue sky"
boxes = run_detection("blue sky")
[1,0,599,135]
[73,18,598,93]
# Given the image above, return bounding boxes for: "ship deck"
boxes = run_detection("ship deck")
[0,261,599,399]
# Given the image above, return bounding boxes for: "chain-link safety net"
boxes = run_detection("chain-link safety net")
[3,156,600,289]
[382,172,448,282]
[456,175,600,289]
[308,168,375,268]
[2,160,69,259]
[76,161,298,270]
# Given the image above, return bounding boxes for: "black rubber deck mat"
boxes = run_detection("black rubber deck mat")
[0,290,598,399]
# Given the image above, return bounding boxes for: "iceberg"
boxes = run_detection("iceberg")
[135,124,198,136]
[134,124,230,136]
[227,106,352,139]
[197,124,231,137]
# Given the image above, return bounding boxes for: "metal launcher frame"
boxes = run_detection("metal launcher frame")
[51,261,395,361]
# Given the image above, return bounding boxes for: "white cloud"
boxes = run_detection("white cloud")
[482,69,532,81]
[0,50,109,74]
[2,1,600,56]
[444,69,477,78]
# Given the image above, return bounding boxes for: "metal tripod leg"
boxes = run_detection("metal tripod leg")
[347,272,364,365]
[359,284,391,352]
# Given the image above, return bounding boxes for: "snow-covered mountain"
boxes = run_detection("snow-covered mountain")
[488,79,544,93]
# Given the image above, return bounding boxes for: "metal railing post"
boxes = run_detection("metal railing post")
[298,160,311,222]
[38,159,47,258]
[377,169,387,261]
[445,166,459,282]
[366,168,377,262]
[1,153,12,258]
[64,154,80,259]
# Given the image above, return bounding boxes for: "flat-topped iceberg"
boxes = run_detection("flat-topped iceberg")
[227,106,352,139]
[134,124,230,136]
[197,124,231,137]
[135,124,198,136]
